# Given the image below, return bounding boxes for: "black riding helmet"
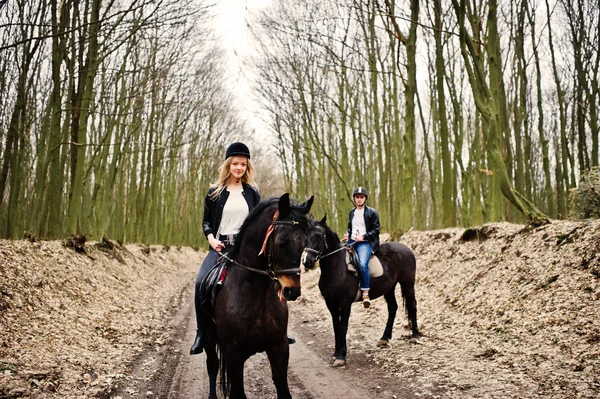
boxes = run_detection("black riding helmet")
[353,186,368,198]
[225,142,251,159]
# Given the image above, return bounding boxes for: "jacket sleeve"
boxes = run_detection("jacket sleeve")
[202,190,214,238]
[346,210,353,236]
[364,208,381,241]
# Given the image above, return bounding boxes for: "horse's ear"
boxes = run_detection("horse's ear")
[320,214,327,225]
[299,196,314,214]
[278,193,291,218]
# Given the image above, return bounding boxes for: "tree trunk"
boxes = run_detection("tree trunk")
[43,0,69,238]
[526,2,555,217]
[66,0,103,235]
[545,0,570,215]
[451,0,548,225]
[434,0,455,227]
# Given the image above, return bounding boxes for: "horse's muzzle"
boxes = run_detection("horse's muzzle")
[302,257,314,269]
[283,286,301,301]
[301,249,318,270]
[277,275,301,302]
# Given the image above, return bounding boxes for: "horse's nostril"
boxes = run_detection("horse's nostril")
[283,287,301,301]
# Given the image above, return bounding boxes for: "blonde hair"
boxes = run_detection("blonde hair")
[209,156,257,200]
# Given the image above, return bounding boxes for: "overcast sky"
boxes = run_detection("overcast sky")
[213,0,274,147]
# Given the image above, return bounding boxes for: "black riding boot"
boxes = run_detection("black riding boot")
[190,330,204,355]
[287,335,296,344]
[190,281,205,355]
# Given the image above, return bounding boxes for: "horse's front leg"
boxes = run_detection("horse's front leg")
[326,298,351,367]
[204,340,219,399]
[266,339,291,399]
[336,303,352,366]
[325,298,342,360]
[226,349,248,399]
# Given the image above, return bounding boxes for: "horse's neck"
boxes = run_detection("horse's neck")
[228,249,269,281]
[221,208,279,298]
[320,242,347,277]
[226,262,271,297]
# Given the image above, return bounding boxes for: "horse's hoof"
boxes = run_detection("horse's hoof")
[376,339,389,347]
[332,359,346,367]
[409,337,420,344]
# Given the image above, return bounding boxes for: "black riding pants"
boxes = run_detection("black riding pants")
[194,248,226,331]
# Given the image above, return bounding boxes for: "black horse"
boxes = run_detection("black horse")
[202,194,314,399]
[302,216,419,366]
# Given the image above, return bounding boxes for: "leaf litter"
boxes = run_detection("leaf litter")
[1,219,599,398]
[290,219,600,399]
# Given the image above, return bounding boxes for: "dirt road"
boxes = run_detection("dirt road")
[110,280,405,399]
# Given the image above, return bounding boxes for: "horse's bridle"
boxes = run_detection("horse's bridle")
[302,225,355,264]
[302,225,327,263]
[220,210,308,280]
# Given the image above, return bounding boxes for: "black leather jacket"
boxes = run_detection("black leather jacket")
[202,183,260,244]
[346,205,381,253]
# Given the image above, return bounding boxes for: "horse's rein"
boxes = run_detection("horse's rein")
[218,252,275,279]
[305,231,355,262]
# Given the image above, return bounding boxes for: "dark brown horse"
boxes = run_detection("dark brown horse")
[302,216,419,366]
[202,194,314,398]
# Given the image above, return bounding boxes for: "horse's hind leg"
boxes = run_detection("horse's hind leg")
[266,342,292,399]
[204,342,219,399]
[401,282,420,339]
[379,287,399,345]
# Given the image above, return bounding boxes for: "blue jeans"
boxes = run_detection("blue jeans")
[348,240,372,290]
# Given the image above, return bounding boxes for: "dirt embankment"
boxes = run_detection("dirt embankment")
[1,219,600,399]
[0,241,202,398]
[291,220,600,399]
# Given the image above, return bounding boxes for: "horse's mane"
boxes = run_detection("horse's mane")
[326,224,340,243]
[229,196,311,259]
[317,220,342,251]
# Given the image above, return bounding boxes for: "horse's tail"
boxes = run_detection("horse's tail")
[219,345,230,398]
[399,283,409,315]
[399,272,418,333]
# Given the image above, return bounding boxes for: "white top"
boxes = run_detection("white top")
[351,208,367,240]
[218,189,249,236]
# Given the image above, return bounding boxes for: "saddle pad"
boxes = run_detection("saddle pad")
[345,250,383,278]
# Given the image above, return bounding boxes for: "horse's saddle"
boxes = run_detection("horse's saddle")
[345,247,383,278]
[345,248,383,303]
[198,258,228,313]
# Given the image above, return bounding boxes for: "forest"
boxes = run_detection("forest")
[0,0,598,245]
